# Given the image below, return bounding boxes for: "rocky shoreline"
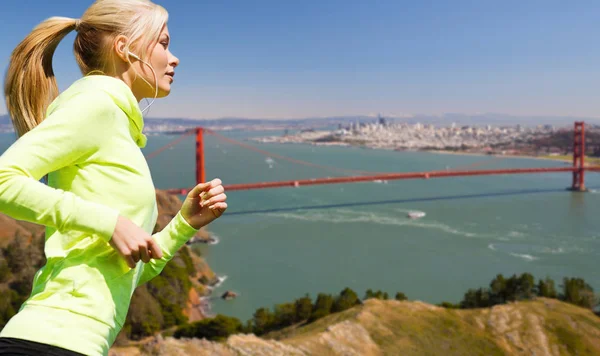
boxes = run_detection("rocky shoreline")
[152,189,221,322]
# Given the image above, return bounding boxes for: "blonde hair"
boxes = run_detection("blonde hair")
[4,0,168,138]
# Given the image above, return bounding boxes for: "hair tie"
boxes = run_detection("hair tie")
[75,19,82,31]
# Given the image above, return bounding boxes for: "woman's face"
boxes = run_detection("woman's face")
[131,25,179,100]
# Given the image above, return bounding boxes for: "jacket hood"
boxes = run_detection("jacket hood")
[69,75,148,148]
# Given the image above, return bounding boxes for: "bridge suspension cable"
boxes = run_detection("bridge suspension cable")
[204,129,391,176]
[142,127,508,176]
[144,129,196,160]
[141,121,594,194]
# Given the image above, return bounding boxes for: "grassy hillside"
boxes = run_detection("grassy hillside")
[112,298,600,355]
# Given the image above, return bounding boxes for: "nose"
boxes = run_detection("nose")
[169,51,179,68]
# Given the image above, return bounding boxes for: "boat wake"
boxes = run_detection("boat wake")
[267,209,483,238]
[509,253,539,261]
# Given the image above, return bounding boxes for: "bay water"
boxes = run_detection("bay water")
[2,131,599,322]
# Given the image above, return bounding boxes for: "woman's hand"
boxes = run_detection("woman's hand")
[110,215,163,268]
[180,178,227,230]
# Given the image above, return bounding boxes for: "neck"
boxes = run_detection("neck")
[110,73,144,103]
[103,61,144,102]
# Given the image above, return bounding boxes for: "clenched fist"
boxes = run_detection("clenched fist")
[180,178,227,229]
[110,215,163,268]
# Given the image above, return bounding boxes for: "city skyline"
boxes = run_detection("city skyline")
[0,0,599,120]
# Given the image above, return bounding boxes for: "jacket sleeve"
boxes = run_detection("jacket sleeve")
[0,92,121,242]
[137,211,200,286]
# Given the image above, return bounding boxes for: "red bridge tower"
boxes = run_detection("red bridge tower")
[196,128,205,185]
[571,121,586,191]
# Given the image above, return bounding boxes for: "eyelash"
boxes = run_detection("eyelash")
[161,42,169,49]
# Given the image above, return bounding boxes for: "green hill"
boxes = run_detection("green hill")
[111,297,600,355]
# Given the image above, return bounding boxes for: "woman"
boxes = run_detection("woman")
[0,0,227,355]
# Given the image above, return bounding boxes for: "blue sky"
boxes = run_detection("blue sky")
[1,0,599,119]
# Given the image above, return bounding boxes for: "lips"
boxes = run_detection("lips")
[166,72,175,80]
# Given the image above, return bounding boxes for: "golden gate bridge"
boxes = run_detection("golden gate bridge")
[142,122,598,195]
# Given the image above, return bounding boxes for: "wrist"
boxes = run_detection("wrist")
[178,210,202,231]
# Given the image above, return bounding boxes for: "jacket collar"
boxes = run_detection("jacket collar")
[76,75,148,148]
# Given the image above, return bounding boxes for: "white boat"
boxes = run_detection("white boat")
[373,179,388,184]
[407,211,426,219]
[265,157,275,168]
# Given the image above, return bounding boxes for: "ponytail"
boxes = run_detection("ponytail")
[4,0,169,138]
[4,17,77,137]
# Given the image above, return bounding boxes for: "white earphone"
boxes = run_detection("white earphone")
[127,51,158,115]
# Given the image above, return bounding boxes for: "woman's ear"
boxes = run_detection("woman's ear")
[113,35,130,62]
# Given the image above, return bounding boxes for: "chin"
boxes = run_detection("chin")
[157,87,172,98]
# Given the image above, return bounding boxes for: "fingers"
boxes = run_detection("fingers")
[132,248,141,263]
[188,178,223,199]
[112,215,164,270]
[206,184,225,197]
[148,238,163,260]
[210,202,228,212]
[124,255,136,269]
[123,239,161,268]
[121,239,161,268]
[201,190,226,208]
[188,181,211,198]
[208,178,222,188]
[189,178,223,199]
[139,245,150,264]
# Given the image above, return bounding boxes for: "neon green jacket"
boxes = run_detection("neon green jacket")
[0,75,199,355]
